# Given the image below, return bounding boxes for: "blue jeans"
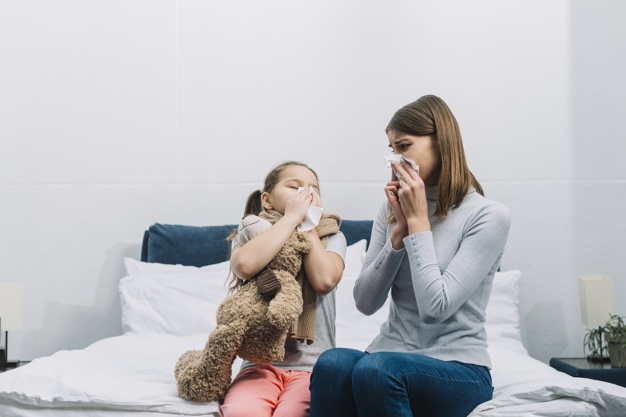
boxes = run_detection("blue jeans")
[310,348,493,417]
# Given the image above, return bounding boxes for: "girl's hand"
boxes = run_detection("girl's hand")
[310,189,323,208]
[283,187,312,224]
[392,161,431,234]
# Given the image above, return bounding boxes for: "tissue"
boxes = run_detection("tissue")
[383,154,419,181]
[296,186,324,232]
[383,154,419,171]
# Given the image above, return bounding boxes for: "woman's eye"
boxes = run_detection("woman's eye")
[390,144,410,153]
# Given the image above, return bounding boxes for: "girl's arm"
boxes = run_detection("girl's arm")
[230,216,300,279]
[302,228,344,295]
[231,192,311,279]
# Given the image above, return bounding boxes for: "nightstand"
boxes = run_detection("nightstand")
[0,361,30,373]
[550,357,626,388]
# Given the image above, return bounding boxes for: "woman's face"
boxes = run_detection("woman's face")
[387,129,441,186]
[262,165,320,214]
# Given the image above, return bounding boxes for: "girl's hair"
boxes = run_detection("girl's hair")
[242,160,319,216]
[386,94,483,219]
[226,160,319,292]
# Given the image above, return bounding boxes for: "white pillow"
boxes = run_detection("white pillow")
[119,262,230,335]
[120,239,367,338]
[335,272,389,351]
[485,269,526,352]
[343,239,366,276]
[123,257,226,276]
[335,269,524,352]
[335,239,384,351]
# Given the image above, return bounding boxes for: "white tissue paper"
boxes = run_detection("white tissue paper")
[296,186,324,232]
[383,154,419,181]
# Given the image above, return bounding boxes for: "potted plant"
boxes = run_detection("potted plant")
[584,314,626,368]
[606,315,626,368]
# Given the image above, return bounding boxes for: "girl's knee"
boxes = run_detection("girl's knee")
[221,401,273,417]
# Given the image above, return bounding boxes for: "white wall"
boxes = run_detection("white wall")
[0,0,624,363]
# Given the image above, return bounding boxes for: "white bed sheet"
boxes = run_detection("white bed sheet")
[0,333,240,417]
[2,334,626,417]
[2,264,626,417]
[469,338,626,416]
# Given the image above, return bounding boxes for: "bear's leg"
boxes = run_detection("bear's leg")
[266,275,303,329]
[175,321,247,402]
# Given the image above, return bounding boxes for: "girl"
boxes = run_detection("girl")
[309,95,511,417]
[220,161,346,417]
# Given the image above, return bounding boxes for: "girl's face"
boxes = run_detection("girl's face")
[261,165,320,214]
[388,129,441,186]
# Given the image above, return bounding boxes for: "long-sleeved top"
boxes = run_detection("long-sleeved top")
[354,186,511,368]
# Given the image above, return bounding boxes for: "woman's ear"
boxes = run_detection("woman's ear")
[261,192,273,210]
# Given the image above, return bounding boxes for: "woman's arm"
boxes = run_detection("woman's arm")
[407,203,511,324]
[353,203,406,315]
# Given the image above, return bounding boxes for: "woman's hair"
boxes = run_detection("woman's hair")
[226,160,319,292]
[386,94,483,219]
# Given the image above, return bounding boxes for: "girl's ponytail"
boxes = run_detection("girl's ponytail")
[227,188,263,293]
[243,189,263,216]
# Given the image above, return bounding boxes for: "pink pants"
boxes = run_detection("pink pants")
[220,365,311,417]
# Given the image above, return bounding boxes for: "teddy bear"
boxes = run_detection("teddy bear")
[174,228,311,403]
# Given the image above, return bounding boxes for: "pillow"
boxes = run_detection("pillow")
[343,239,366,276]
[130,236,365,277]
[124,257,224,276]
[340,220,373,248]
[335,269,525,352]
[121,238,366,335]
[142,223,237,267]
[119,261,230,335]
[485,269,526,352]
[141,221,372,267]
[335,271,389,351]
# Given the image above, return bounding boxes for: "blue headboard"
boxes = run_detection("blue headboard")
[141,220,373,267]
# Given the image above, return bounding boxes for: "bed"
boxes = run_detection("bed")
[1,221,625,417]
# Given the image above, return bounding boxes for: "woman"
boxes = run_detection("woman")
[309,95,511,417]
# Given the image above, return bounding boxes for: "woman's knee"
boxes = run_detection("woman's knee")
[310,349,365,417]
[352,352,394,379]
[311,348,366,394]
[313,348,364,375]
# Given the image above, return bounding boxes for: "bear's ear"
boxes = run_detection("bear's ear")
[256,267,281,300]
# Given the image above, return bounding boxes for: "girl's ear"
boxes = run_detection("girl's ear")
[261,192,273,210]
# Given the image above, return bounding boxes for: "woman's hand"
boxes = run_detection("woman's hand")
[385,167,409,249]
[392,161,431,234]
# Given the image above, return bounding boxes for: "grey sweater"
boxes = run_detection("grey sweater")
[354,187,511,368]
